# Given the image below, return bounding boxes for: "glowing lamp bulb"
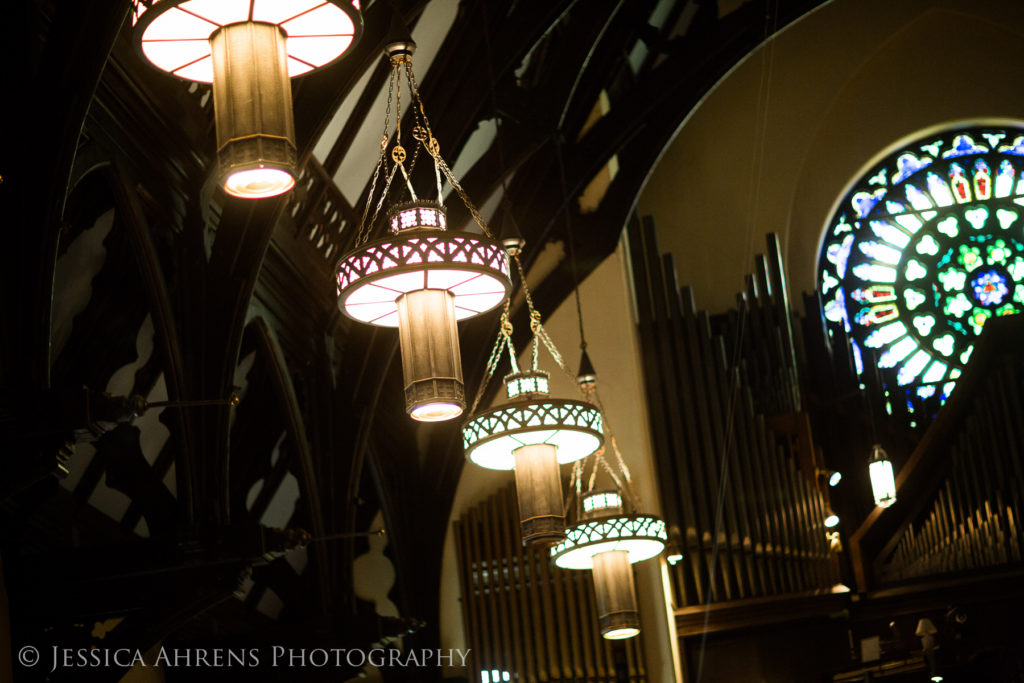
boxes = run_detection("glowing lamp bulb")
[224,168,296,199]
[869,444,897,508]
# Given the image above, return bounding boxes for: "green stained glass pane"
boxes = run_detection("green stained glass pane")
[938,268,966,291]
[915,234,940,256]
[944,292,972,318]
[997,208,1018,228]
[964,206,988,230]
[912,315,935,335]
[904,259,927,281]
[937,216,959,237]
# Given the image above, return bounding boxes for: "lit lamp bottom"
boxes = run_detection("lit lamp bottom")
[592,550,640,640]
[396,289,466,422]
[513,443,565,546]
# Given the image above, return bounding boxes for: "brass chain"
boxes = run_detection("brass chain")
[356,68,398,246]
[403,62,496,239]
[468,300,514,417]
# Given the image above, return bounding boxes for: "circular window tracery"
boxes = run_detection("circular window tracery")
[818,126,1024,415]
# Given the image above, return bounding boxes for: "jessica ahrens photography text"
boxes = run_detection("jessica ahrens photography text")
[16,645,470,673]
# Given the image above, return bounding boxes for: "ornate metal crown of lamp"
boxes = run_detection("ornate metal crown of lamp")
[461,266,604,546]
[334,41,512,422]
[550,371,667,640]
[132,0,363,198]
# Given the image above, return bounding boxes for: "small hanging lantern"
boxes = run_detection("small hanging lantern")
[552,490,666,640]
[868,444,897,508]
[463,370,604,545]
[334,41,512,421]
[824,505,840,528]
[132,0,362,198]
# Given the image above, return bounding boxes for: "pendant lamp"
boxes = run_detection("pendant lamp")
[552,490,666,639]
[334,41,512,421]
[132,0,363,198]
[868,444,897,508]
[463,369,604,545]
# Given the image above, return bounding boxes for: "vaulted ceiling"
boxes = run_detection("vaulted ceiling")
[0,0,825,679]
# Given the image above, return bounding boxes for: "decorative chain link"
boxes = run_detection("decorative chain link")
[356,69,398,246]
[468,300,514,417]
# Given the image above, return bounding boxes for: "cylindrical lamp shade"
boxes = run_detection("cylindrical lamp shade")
[396,289,465,421]
[513,444,564,545]
[592,550,640,640]
[869,445,897,508]
[211,22,296,198]
[133,1,362,199]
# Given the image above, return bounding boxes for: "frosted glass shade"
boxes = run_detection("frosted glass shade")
[132,0,362,82]
[397,289,464,422]
[211,22,296,198]
[592,550,640,640]
[463,399,603,471]
[335,229,511,327]
[869,445,897,508]
[551,514,667,570]
[513,444,565,545]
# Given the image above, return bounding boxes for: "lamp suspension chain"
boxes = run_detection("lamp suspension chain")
[356,68,397,246]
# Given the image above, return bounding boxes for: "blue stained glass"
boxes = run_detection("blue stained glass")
[893,153,931,183]
[970,269,1009,305]
[895,214,924,233]
[826,234,854,278]
[927,172,955,206]
[905,184,933,210]
[897,350,932,385]
[858,240,901,265]
[921,360,948,384]
[996,160,1015,198]
[943,134,988,158]
[1000,136,1024,156]
[851,339,864,374]
[853,189,886,218]
[880,337,917,367]
[870,221,911,248]
[853,263,897,283]
[864,321,907,348]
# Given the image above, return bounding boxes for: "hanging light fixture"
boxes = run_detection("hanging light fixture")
[824,505,840,528]
[868,443,897,508]
[463,369,604,544]
[132,0,363,198]
[552,489,666,639]
[334,41,512,421]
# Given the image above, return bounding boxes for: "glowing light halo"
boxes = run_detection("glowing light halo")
[132,0,363,83]
[224,167,296,198]
[462,398,604,471]
[550,513,667,570]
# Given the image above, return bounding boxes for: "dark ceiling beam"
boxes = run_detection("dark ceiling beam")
[1,0,130,392]
[443,0,645,232]
[252,318,331,611]
[292,0,432,166]
[417,0,577,154]
[111,161,196,518]
[509,0,832,311]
